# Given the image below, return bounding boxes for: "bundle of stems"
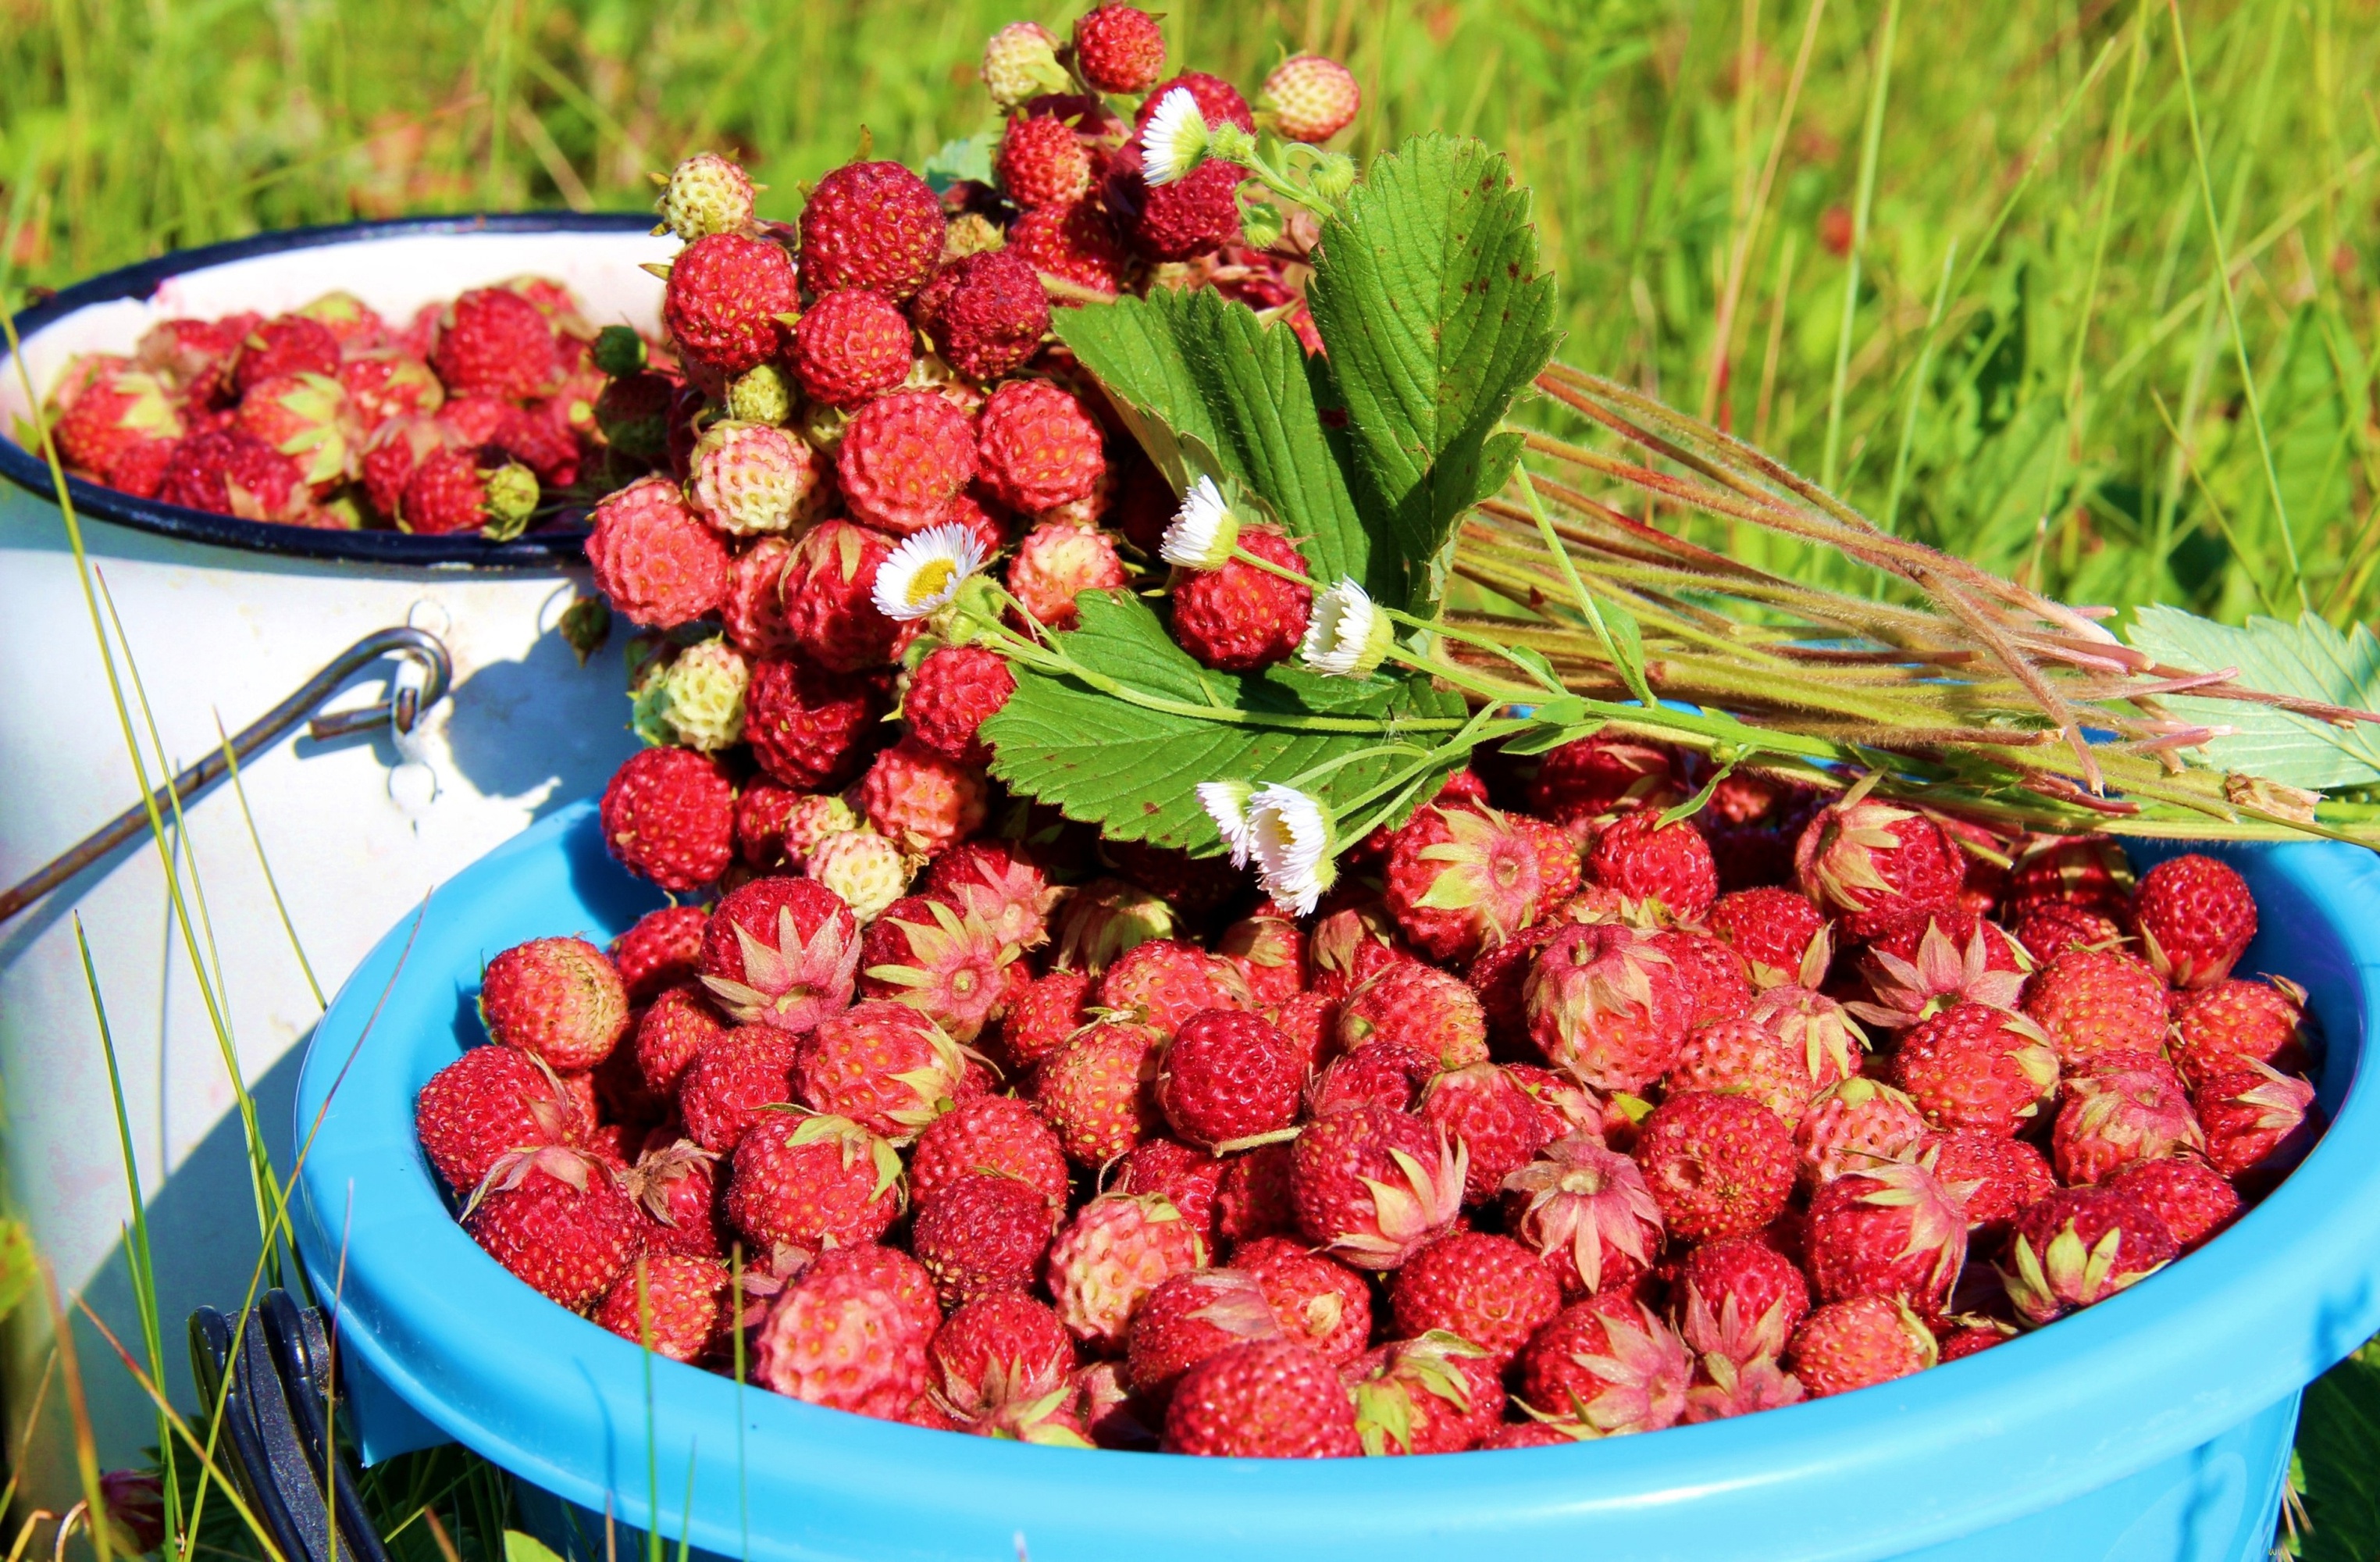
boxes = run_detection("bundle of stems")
[1445,366,2380,847]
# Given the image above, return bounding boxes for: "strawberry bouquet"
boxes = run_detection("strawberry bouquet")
[419,6,2353,1458]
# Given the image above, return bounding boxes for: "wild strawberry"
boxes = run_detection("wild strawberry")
[978,380,1104,515]
[397,448,538,537]
[1150,1009,1302,1151]
[857,740,988,858]
[1796,1077,1929,1186]
[1035,1020,1163,1166]
[794,1000,972,1141]
[719,537,800,661]
[833,391,977,537]
[1936,1324,2014,1362]
[1000,969,1094,1067]
[734,782,804,871]
[744,655,885,792]
[1337,964,1488,1072]
[1525,923,1691,1092]
[1380,804,1545,965]
[593,1253,731,1362]
[54,362,184,489]
[654,151,756,241]
[782,519,903,670]
[698,876,860,1029]
[337,350,442,431]
[462,1146,641,1310]
[806,829,912,922]
[1420,1062,1573,1204]
[997,112,1092,208]
[1216,1141,1299,1248]
[1513,1297,1692,1432]
[1527,736,1681,829]
[1675,1235,1808,1365]
[2108,1156,2240,1252]
[2133,854,2257,990]
[920,251,1053,383]
[1072,4,1167,92]
[1216,908,1306,1008]
[1852,908,2027,1030]
[1922,1130,2053,1240]
[1163,1338,1359,1457]
[1292,1105,1466,1270]
[1668,1015,1832,1129]
[1510,813,1584,906]
[1682,1348,1807,1421]
[781,793,864,869]
[415,1045,580,1192]
[1787,1296,1936,1397]
[1169,526,1311,672]
[431,289,558,399]
[2193,1062,2318,1181]
[2023,947,2168,1064]
[1652,928,1756,1028]
[1260,54,1361,141]
[586,476,730,629]
[629,989,724,1102]
[622,1136,724,1257]
[1891,1004,2059,1137]
[1235,1236,1372,1362]
[790,289,914,408]
[157,430,306,520]
[1306,897,1409,998]
[1632,1091,1794,1242]
[610,905,709,1005]
[1804,1158,1968,1314]
[1999,1186,2176,1324]
[1046,1190,1207,1350]
[1306,1039,1433,1118]
[1466,920,1563,1051]
[913,1172,1057,1307]
[1007,520,1129,631]
[725,1112,904,1251]
[905,1094,1067,1216]
[1133,71,1255,134]
[1794,793,1964,936]
[2052,1050,2204,1186]
[903,646,1014,767]
[688,420,824,536]
[2011,900,2127,964]
[1124,1268,1284,1407]
[927,842,1061,950]
[799,162,945,301]
[1009,201,1131,296]
[1348,1335,1505,1456]
[928,1293,1077,1423]
[599,746,735,891]
[981,20,1070,108]
[662,234,797,376]
[751,1243,940,1417]
[1099,940,1250,1037]
[2171,976,2307,1088]
[678,1024,802,1154]
[1587,809,1719,922]
[232,315,342,396]
[1389,1232,1562,1360]
[476,936,629,1073]
[2007,833,2136,916]
[1115,1139,1226,1247]
[857,895,1013,1042]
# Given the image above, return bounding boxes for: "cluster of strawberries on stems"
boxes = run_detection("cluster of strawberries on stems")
[410,5,2323,1459]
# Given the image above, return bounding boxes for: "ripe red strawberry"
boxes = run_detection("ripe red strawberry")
[789,287,913,408]
[662,234,797,376]
[2011,900,2127,964]
[1114,1138,1226,1247]
[782,520,903,674]
[1667,1015,1833,1129]
[2170,976,2307,1088]
[735,782,806,871]
[1587,809,1719,922]
[1466,920,1564,1051]
[1851,907,2027,1029]
[1508,813,1584,906]
[156,429,306,520]
[1163,1338,1359,1457]
[1633,1091,1794,1242]
[1794,793,1965,936]
[1010,201,1131,296]
[798,161,946,301]
[1338,963,1488,1071]
[1216,908,1306,1009]
[698,876,860,1029]
[1348,1336,1505,1455]
[2053,1050,2204,1186]
[912,1172,1057,1306]
[917,250,1053,383]
[1133,71,1255,134]
[725,1112,904,1251]
[1099,939,1250,1037]
[1388,1231,1562,1360]
[1526,923,1691,1092]
[1073,4,1167,91]
[927,841,1061,952]
[858,740,989,858]
[1305,1037,1433,1118]
[1675,1235,1808,1365]
[593,1253,731,1362]
[2133,854,2257,990]
[1652,928,1757,1029]
[903,1092,1063,1210]
[610,905,709,1005]
[1513,1297,1692,1432]
[796,1000,973,1141]
[1795,1077,1929,1186]
[231,315,341,397]
[903,645,1015,767]
[1154,1009,1302,1150]
[743,655,884,792]
[835,390,978,537]
[622,1137,724,1258]
[2007,833,2136,916]
[1124,1268,1285,1407]
[978,379,1103,515]
[1805,1159,1968,1313]
[1046,1190,1207,1350]
[1291,1105,1466,1270]
[2022,946,2170,1063]
[415,1045,581,1192]
[1216,1141,1299,1248]
[1305,896,1409,998]
[1006,519,1128,630]
[599,746,735,891]
[2000,1186,2176,1324]
[1034,1019,1163,1166]
[1524,735,1681,829]
[751,1243,940,1417]
[1168,526,1312,672]
[338,348,442,430]
[677,1024,802,1154]
[1787,1296,1936,1396]
[997,112,1092,208]
[1921,1130,2053,1240]
[1233,1236,1371,1362]
[859,895,1012,1042]
[56,362,183,486]
[1891,1003,2060,1137]
[928,1293,1078,1423]
[479,936,628,1072]
[397,448,537,537]
[586,475,731,629]
[1384,803,1545,966]
[1420,1061,1573,1204]
[1937,1324,2014,1363]
[462,1145,641,1310]
[1001,968,1094,1067]
[2108,1156,2242,1251]
[431,289,558,399]
[2193,1062,2318,1180]
[1261,54,1361,142]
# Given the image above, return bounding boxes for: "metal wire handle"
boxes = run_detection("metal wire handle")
[0,626,452,926]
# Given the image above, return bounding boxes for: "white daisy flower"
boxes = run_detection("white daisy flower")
[1299,577,1394,677]
[1197,779,1256,866]
[1139,87,1211,187]
[1160,476,1241,570]
[871,522,990,622]
[1244,783,1338,914]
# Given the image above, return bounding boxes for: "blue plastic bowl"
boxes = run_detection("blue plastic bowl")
[293,801,2380,1562]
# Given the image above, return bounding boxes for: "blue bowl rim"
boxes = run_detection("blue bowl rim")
[293,803,2380,1561]
[1,212,651,571]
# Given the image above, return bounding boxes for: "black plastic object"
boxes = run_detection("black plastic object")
[0,212,649,569]
[187,1291,396,1562]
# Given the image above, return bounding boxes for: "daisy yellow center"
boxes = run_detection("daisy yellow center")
[906,558,957,606]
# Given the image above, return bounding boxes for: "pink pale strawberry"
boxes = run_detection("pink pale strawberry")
[1289,1104,1466,1271]
[1500,1132,1665,1299]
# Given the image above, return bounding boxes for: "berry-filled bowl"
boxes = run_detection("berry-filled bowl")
[294,798,2380,1562]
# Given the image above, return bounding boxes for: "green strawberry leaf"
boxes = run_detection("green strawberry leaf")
[1304,133,1562,616]
[2125,604,2380,789]
[981,589,1467,854]
[2296,1346,2380,1562]
[921,133,997,193]
[1052,284,1392,605]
